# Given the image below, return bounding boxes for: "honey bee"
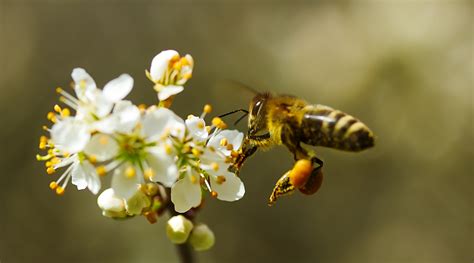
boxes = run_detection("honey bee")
[229,92,375,206]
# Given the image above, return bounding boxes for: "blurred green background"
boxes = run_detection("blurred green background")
[1,1,472,262]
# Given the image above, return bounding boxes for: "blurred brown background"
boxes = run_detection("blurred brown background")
[0,1,472,262]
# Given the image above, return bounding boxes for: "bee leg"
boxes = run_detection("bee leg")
[299,157,324,195]
[268,171,295,206]
[228,138,257,176]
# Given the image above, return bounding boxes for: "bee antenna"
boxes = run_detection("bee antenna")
[218,109,248,118]
[218,109,249,126]
[233,111,249,126]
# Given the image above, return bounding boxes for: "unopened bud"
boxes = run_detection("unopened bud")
[166,215,194,244]
[189,224,215,251]
[97,188,127,218]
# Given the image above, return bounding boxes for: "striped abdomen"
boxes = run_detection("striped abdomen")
[299,104,374,151]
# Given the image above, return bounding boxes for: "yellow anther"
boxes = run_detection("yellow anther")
[187,114,194,120]
[211,191,218,198]
[172,60,182,70]
[181,56,191,66]
[56,87,63,93]
[56,186,65,195]
[79,79,87,88]
[96,165,107,176]
[61,108,70,117]
[50,157,60,164]
[182,145,191,153]
[54,104,62,113]
[203,104,212,114]
[226,144,234,151]
[144,168,154,180]
[125,166,136,178]
[40,135,48,143]
[190,175,198,184]
[191,148,201,157]
[39,141,47,150]
[88,155,97,164]
[47,112,55,120]
[46,167,55,174]
[45,161,52,167]
[49,181,58,190]
[36,154,42,161]
[216,175,226,184]
[206,126,211,133]
[230,150,239,158]
[42,125,49,131]
[212,117,227,129]
[220,138,228,147]
[138,104,147,111]
[211,162,219,172]
[183,72,192,79]
[99,135,108,145]
[164,144,173,155]
[197,121,204,129]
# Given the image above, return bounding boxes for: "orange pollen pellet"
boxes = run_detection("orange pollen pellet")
[211,191,218,198]
[289,159,313,188]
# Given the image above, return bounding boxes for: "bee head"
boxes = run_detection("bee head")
[248,93,271,136]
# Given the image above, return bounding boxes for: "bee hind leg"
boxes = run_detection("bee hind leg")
[268,171,295,206]
[298,157,324,195]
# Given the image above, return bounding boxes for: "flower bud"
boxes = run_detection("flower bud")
[125,190,151,215]
[97,188,127,218]
[189,224,215,251]
[166,215,194,244]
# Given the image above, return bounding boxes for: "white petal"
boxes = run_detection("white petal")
[89,89,114,118]
[93,116,118,134]
[207,130,244,156]
[71,68,97,100]
[71,163,87,190]
[210,172,245,202]
[111,165,141,200]
[171,174,202,213]
[71,161,101,194]
[103,74,134,102]
[51,118,91,153]
[84,134,119,162]
[150,50,179,82]
[185,116,208,142]
[142,107,185,141]
[97,188,125,212]
[158,85,184,101]
[113,101,140,133]
[147,147,178,187]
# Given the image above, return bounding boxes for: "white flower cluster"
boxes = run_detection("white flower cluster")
[37,50,245,224]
